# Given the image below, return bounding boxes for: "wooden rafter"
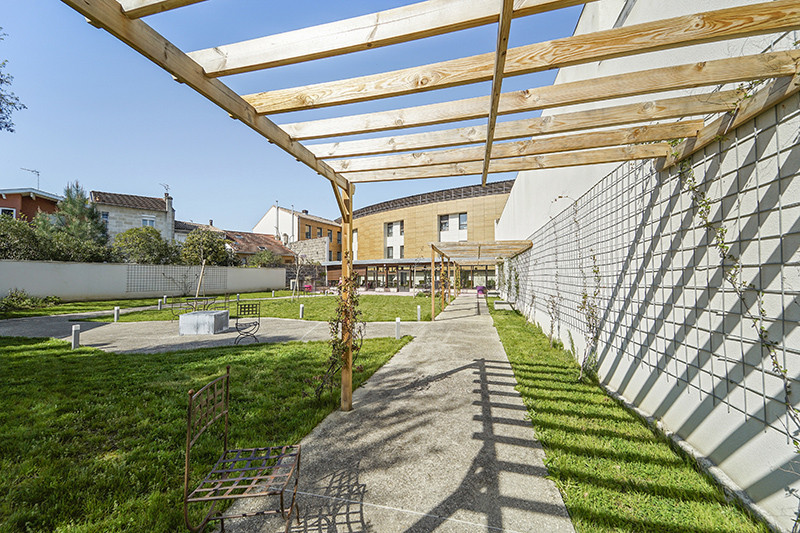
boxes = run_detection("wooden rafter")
[309,90,741,159]
[345,144,671,182]
[661,73,800,170]
[432,240,533,265]
[119,0,207,19]
[327,121,702,173]
[188,0,590,77]
[482,0,514,186]
[64,0,349,191]
[243,0,800,114]
[280,50,800,140]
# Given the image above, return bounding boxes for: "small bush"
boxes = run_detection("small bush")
[0,288,61,312]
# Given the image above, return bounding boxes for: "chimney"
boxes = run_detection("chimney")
[164,193,174,242]
[209,219,213,226]
[302,209,309,214]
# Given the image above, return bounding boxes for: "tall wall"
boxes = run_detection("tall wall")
[500,92,800,529]
[0,260,285,300]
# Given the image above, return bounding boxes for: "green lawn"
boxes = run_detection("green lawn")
[0,290,296,320]
[84,294,445,323]
[487,301,768,533]
[0,335,410,532]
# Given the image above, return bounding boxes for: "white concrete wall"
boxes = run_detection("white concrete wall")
[0,260,285,300]
[252,206,297,243]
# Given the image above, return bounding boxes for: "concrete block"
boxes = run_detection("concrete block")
[179,310,229,335]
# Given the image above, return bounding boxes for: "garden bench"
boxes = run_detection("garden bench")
[183,366,301,533]
[170,297,194,319]
[234,302,260,344]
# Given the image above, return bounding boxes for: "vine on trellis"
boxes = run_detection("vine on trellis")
[309,255,365,400]
[579,253,602,381]
[677,157,798,447]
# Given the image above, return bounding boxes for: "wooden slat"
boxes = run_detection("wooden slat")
[482,0,515,186]
[244,1,800,114]
[64,0,349,191]
[310,90,741,159]
[119,0,207,18]
[345,145,671,182]
[327,121,703,173]
[188,0,589,77]
[661,73,800,170]
[281,50,800,140]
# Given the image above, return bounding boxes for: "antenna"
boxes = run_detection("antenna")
[159,183,170,194]
[21,168,40,189]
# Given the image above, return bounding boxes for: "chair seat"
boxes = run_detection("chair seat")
[187,445,300,503]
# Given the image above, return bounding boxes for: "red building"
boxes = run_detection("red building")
[0,188,63,221]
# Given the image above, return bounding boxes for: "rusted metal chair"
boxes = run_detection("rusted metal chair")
[234,302,260,344]
[183,366,301,532]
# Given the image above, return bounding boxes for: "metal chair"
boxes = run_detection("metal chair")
[234,302,260,345]
[183,366,301,532]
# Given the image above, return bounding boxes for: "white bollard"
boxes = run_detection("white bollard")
[300,304,305,319]
[163,295,168,304]
[237,293,241,303]
[417,305,421,322]
[71,324,80,349]
[113,306,120,322]
[157,300,163,310]
[396,317,401,339]
[272,290,275,298]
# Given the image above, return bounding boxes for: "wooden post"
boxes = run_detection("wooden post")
[431,246,436,321]
[340,183,354,411]
[440,256,445,312]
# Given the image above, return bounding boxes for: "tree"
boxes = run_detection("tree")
[181,229,232,265]
[249,248,283,267]
[112,226,179,264]
[1,28,26,133]
[35,182,108,246]
[0,215,42,260]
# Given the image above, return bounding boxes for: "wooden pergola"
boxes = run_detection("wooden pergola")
[430,240,532,317]
[61,0,800,410]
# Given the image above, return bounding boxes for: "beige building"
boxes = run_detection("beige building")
[91,191,175,243]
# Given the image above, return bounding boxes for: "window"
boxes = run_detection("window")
[328,229,332,241]
[400,245,404,259]
[1,208,16,218]
[337,251,341,261]
[400,220,404,235]
[317,227,323,238]
[386,223,393,237]
[100,211,109,225]
[439,214,449,232]
[328,250,332,261]
[459,212,467,230]
[142,216,155,227]
[386,246,393,259]
[337,231,341,244]
[305,225,311,239]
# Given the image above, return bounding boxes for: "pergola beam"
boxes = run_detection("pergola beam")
[661,73,800,170]
[310,90,741,159]
[244,0,800,114]
[119,0,207,19]
[281,50,800,140]
[328,121,703,173]
[345,144,671,182]
[482,0,514,186]
[63,0,350,191]
[188,0,590,77]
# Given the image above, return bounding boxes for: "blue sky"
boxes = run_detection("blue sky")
[1,1,581,230]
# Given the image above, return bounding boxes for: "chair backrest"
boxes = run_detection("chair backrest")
[237,302,260,318]
[185,366,230,454]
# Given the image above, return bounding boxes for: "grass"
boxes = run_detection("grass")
[487,300,769,533]
[0,335,410,532]
[0,290,296,320]
[84,294,445,323]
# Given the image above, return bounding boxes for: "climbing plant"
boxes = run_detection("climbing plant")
[578,252,602,381]
[677,156,798,447]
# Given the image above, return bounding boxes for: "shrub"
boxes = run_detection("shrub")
[113,226,180,264]
[0,288,60,312]
[0,215,43,260]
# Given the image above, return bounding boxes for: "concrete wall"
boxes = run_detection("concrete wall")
[500,92,800,529]
[288,236,330,263]
[0,260,285,300]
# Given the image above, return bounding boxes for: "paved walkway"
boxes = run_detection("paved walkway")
[224,294,574,533]
[0,312,427,353]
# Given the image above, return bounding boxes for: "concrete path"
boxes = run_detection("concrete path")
[0,313,427,353]
[223,294,574,533]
